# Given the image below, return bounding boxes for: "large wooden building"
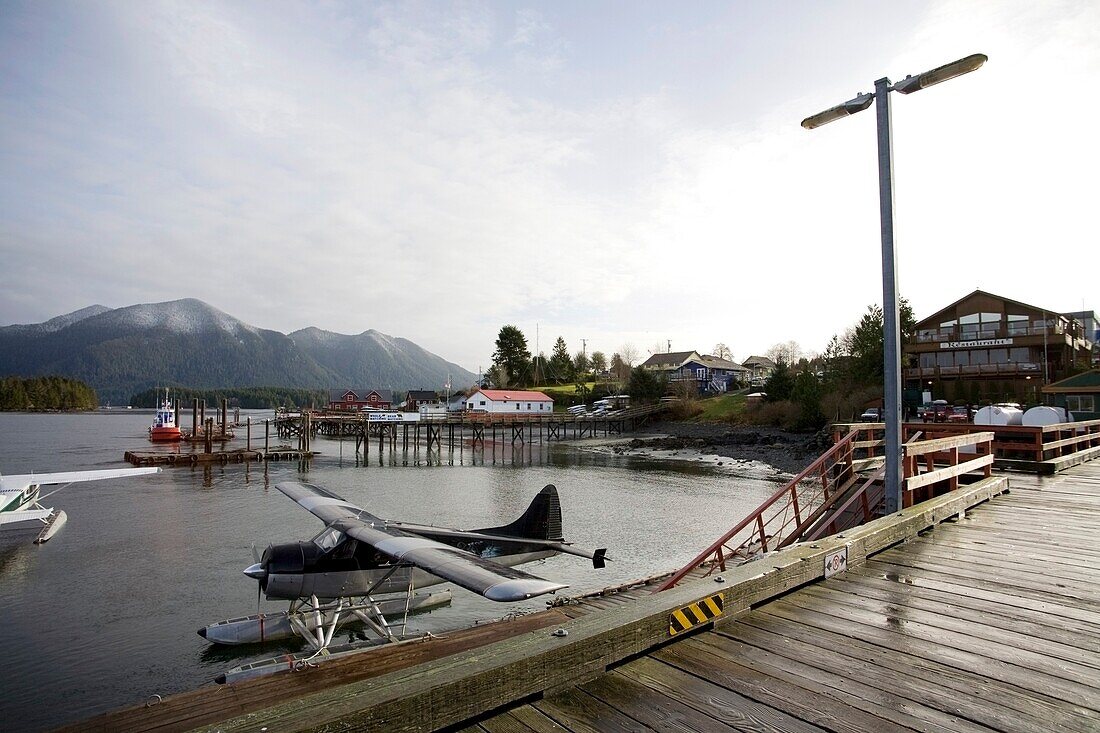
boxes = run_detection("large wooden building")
[904,290,1094,405]
[328,389,393,411]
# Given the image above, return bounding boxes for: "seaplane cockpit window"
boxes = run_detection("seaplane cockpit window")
[311,526,345,552]
[331,538,358,560]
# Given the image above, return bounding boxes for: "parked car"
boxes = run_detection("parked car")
[946,406,972,423]
[859,407,882,421]
[922,399,951,423]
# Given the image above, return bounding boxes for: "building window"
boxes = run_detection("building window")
[479,400,485,406]
[526,403,531,409]
[516,403,520,410]
[1067,395,1095,412]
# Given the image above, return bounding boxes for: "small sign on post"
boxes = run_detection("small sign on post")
[824,546,848,578]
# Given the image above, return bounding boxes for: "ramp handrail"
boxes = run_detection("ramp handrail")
[659,427,995,590]
[656,427,870,591]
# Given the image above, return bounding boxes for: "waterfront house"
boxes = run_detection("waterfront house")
[640,350,746,394]
[465,389,554,413]
[741,356,777,386]
[403,390,438,411]
[328,389,393,411]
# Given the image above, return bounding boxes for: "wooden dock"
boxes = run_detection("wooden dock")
[123,448,313,467]
[67,458,1100,732]
[467,462,1100,733]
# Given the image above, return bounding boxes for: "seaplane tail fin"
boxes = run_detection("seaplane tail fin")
[476,484,563,542]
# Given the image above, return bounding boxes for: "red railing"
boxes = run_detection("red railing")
[656,427,874,591]
[658,427,995,591]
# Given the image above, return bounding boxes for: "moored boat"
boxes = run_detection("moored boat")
[149,389,182,442]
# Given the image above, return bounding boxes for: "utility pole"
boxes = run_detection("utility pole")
[667,339,672,353]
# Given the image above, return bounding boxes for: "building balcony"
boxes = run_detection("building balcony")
[905,362,1042,379]
[913,322,1070,344]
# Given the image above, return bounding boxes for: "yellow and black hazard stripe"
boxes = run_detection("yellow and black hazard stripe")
[669,593,724,636]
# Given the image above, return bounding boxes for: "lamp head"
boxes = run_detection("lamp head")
[893,53,987,95]
[800,92,875,129]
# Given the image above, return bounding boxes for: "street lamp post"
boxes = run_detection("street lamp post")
[802,53,987,514]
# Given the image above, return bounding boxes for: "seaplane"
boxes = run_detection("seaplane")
[0,467,160,546]
[201,481,606,682]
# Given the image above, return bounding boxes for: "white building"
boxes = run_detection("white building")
[465,389,554,414]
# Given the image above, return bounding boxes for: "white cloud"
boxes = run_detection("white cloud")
[1,0,1097,370]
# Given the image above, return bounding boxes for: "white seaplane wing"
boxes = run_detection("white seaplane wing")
[0,467,160,492]
[275,481,567,602]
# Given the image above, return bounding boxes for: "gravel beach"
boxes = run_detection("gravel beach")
[602,420,832,476]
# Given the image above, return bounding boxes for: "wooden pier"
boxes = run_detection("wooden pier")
[70,453,1100,732]
[126,415,315,467]
[274,404,664,455]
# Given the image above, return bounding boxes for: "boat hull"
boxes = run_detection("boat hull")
[149,427,182,442]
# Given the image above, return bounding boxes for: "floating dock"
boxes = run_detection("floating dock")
[123,448,313,467]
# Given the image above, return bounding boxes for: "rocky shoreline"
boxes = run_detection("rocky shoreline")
[606,420,832,475]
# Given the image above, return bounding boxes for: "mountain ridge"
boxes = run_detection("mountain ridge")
[0,300,476,404]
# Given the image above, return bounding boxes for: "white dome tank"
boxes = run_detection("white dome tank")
[974,405,1024,426]
[1022,405,1071,426]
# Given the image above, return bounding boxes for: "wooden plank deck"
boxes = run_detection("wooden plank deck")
[467,462,1100,733]
[70,462,1099,732]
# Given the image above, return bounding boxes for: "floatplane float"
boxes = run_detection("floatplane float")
[0,467,160,546]
[201,482,607,683]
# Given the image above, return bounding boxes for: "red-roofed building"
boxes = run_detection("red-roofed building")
[465,389,554,413]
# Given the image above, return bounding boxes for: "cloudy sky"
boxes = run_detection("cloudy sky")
[2,1,1097,372]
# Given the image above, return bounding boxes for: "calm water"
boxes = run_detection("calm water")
[0,412,786,732]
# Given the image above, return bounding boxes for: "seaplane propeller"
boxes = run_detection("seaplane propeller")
[201,481,607,668]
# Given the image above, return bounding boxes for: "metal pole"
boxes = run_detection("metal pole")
[875,77,903,514]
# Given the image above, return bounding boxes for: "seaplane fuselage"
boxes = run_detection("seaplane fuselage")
[252,535,558,600]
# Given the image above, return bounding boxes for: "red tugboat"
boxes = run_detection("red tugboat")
[149,389,182,442]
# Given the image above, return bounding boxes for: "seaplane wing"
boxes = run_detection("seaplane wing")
[0,467,159,492]
[275,481,568,602]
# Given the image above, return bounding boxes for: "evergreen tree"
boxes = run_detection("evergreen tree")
[589,351,607,375]
[491,325,531,387]
[573,350,590,376]
[845,299,916,385]
[548,336,574,384]
[791,370,825,430]
[764,360,795,401]
[627,366,666,403]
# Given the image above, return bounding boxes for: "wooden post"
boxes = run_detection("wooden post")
[205,418,214,454]
[192,398,199,438]
[247,417,252,451]
[265,419,270,454]
[221,398,228,437]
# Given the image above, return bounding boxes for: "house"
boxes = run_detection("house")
[465,389,554,414]
[904,290,1094,405]
[640,350,746,394]
[741,356,777,386]
[1041,370,1100,421]
[403,390,438,412]
[328,389,393,411]
[446,392,470,412]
